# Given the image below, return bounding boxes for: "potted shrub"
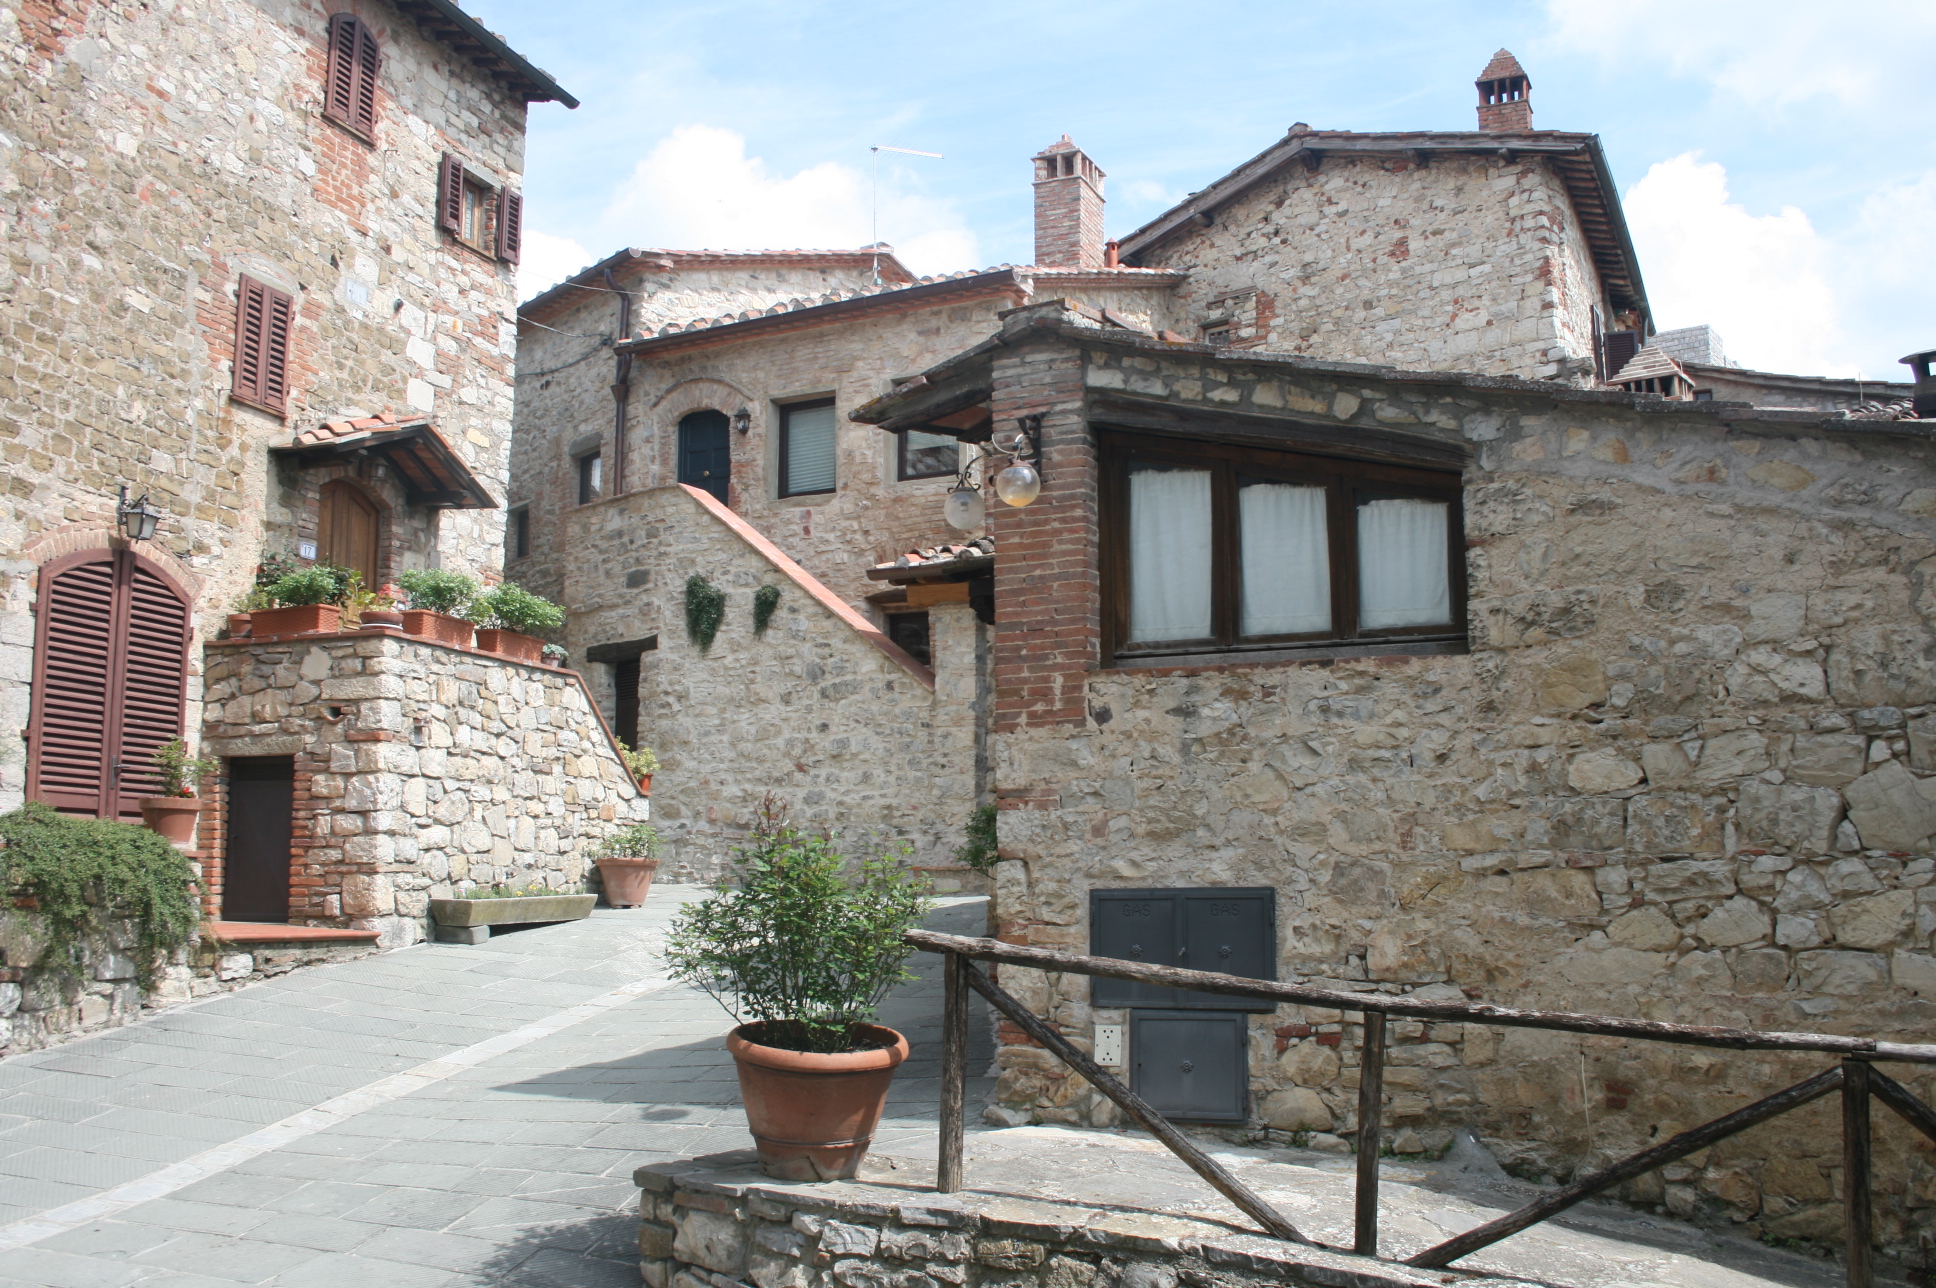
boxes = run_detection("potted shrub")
[469,582,564,664]
[589,821,663,907]
[251,566,344,636]
[138,738,218,846]
[542,643,569,669]
[619,741,658,795]
[665,798,931,1181]
[362,582,406,631]
[396,569,478,647]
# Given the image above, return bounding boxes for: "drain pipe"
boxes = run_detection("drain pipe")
[603,268,633,494]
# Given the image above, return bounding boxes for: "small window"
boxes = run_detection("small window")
[578,453,602,505]
[459,176,491,250]
[509,507,530,560]
[437,153,522,264]
[1202,325,1232,348]
[322,12,380,140]
[885,610,931,666]
[779,399,837,498]
[897,431,958,481]
[1102,430,1464,662]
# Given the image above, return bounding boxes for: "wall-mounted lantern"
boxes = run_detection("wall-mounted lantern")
[732,408,752,435]
[116,485,163,542]
[943,415,1042,531]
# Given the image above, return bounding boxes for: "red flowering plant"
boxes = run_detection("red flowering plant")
[151,738,218,799]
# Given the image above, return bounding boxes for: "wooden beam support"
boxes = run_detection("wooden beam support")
[937,953,968,1194]
[1354,1011,1386,1256]
[1845,1061,1874,1288]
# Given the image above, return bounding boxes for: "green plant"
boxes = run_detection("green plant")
[254,552,300,588]
[458,882,569,900]
[396,568,479,616]
[150,739,218,798]
[265,566,342,607]
[954,804,999,873]
[663,797,932,1054]
[685,574,725,651]
[0,803,202,988]
[752,584,781,636]
[591,821,663,861]
[617,742,659,779]
[469,582,565,634]
[235,586,276,612]
[542,643,569,666]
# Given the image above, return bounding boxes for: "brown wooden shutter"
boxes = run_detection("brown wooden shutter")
[232,275,294,415]
[351,19,380,136]
[438,153,464,233]
[323,12,359,127]
[1602,330,1640,383]
[27,549,190,820]
[495,187,523,264]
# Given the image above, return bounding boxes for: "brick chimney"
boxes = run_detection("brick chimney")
[1475,49,1532,132]
[1032,135,1106,269]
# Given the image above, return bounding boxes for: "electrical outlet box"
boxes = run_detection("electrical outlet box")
[1093,1024,1124,1068]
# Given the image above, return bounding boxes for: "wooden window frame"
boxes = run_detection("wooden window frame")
[436,152,522,265]
[778,397,837,499]
[577,452,602,506]
[1098,428,1466,666]
[322,11,381,142]
[896,430,959,482]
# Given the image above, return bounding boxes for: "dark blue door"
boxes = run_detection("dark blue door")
[678,410,731,504]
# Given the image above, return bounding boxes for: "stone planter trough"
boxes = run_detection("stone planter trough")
[428,893,596,944]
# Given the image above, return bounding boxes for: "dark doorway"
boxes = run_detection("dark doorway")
[224,757,294,922]
[885,611,931,667]
[677,410,731,504]
[613,655,641,749]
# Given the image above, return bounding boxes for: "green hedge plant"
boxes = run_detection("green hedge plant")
[469,582,565,633]
[685,574,725,651]
[752,583,781,636]
[591,822,663,861]
[0,803,202,988]
[265,566,341,607]
[663,797,931,1054]
[396,569,478,616]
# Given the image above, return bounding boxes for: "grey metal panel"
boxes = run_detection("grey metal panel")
[1180,890,1275,1010]
[1091,888,1275,1012]
[1090,891,1184,1009]
[1130,1010,1248,1123]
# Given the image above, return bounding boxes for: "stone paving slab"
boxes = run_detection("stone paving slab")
[0,892,995,1284]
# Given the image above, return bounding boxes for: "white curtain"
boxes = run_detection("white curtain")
[1357,498,1451,629]
[785,403,838,494]
[1239,482,1330,636]
[1128,467,1213,643]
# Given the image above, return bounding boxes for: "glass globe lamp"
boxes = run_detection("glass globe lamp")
[944,484,986,531]
[993,459,1041,508]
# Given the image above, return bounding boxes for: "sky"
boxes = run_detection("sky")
[471,0,1935,382]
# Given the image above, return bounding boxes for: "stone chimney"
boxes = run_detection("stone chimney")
[1032,136,1106,269]
[1476,49,1532,132]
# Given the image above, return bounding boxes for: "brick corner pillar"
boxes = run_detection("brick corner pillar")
[1031,135,1106,269]
[986,336,1097,740]
[1475,48,1533,133]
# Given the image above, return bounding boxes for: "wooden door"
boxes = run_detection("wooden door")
[677,410,731,504]
[224,757,293,922]
[318,481,379,588]
[27,549,191,819]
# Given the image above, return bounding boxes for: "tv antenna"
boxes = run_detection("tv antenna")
[871,145,943,283]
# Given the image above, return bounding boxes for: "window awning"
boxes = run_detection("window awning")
[272,416,498,510]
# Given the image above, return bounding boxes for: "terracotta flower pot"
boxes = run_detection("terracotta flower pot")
[226,613,252,639]
[360,609,404,632]
[727,1022,909,1181]
[249,604,341,636]
[402,609,474,648]
[140,796,204,846]
[635,774,653,797]
[475,627,544,664]
[595,856,659,907]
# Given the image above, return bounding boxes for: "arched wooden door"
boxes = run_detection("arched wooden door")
[317,480,380,588]
[27,548,192,819]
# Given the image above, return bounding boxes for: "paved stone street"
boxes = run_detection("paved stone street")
[0,893,994,1286]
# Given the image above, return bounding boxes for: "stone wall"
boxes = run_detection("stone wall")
[976,314,1936,1247]
[201,630,646,944]
[1131,151,1606,383]
[0,0,535,809]
[563,484,983,881]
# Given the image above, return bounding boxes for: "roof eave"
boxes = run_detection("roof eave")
[392,0,578,107]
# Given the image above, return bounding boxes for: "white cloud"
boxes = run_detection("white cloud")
[1623,153,1856,377]
[1541,0,1936,115]
[592,125,978,277]
[517,229,594,302]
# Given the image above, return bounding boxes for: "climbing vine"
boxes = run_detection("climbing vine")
[685,574,726,651]
[752,583,781,637]
[954,804,1000,874]
[0,803,202,989]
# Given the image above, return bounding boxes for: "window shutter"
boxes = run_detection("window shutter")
[495,187,523,263]
[323,13,358,126]
[437,153,464,233]
[113,560,191,819]
[27,555,116,816]
[233,275,293,414]
[1602,329,1640,382]
[351,18,380,136]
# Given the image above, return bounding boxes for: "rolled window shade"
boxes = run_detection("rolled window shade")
[1357,497,1451,630]
[1127,465,1213,644]
[784,403,837,495]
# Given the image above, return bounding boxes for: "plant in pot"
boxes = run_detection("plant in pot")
[395,569,478,647]
[138,738,219,846]
[665,798,932,1181]
[252,565,345,636]
[227,585,274,638]
[588,821,663,908]
[360,583,404,632]
[468,582,564,664]
[618,740,658,794]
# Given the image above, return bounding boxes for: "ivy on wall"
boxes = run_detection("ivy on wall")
[752,584,780,637]
[685,574,725,651]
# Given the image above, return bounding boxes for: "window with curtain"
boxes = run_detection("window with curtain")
[780,399,837,497]
[1102,430,1463,662]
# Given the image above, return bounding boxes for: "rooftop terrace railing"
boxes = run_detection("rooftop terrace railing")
[906,928,1936,1287]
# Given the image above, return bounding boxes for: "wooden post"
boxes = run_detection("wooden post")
[937,951,968,1194]
[1355,1010,1387,1256]
[1844,1059,1873,1288]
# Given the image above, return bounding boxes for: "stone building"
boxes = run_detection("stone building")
[0,0,643,1024]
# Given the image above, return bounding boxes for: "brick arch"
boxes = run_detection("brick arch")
[642,378,756,493]
[20,524,202,607]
